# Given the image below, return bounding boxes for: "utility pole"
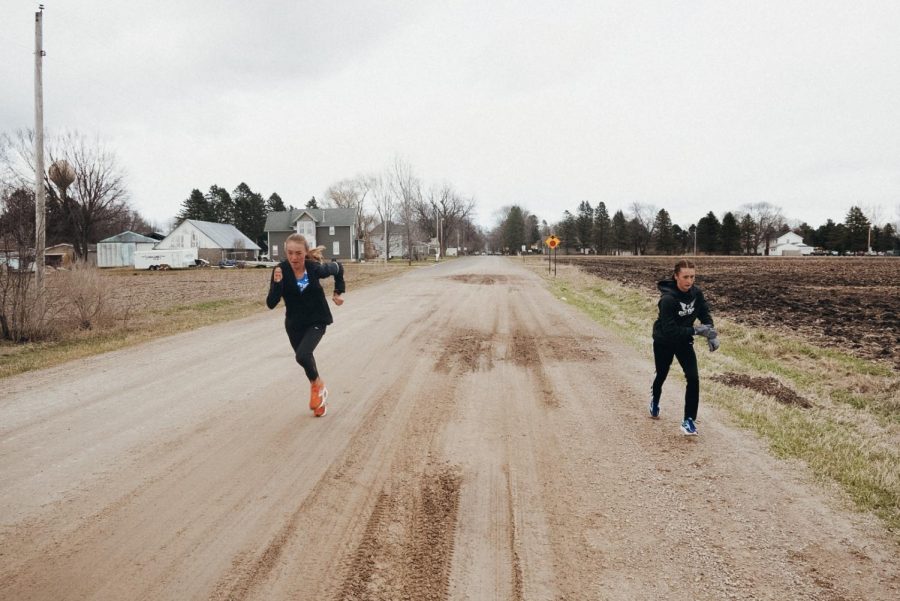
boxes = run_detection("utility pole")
[34,5,46,292]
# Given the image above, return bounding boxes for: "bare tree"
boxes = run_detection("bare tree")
[2,130,130,259]
[740,202,784,255]
[629,202,657,255]
[417,183,475,258]
[0,186,36,341]
[371,174,395,261]
[324,175,375,259]
[390,157,421,264]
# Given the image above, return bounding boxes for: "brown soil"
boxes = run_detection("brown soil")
[712,372,814,408]
[1,257,897,600]
[556,256,900,368]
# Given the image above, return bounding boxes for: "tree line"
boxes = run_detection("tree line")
[175,184,286,249]
[495,200,900,256]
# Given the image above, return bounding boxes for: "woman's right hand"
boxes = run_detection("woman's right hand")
[273,266,283,283]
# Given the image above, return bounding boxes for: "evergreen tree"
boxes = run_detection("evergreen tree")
[575,201,593,251]
[739,213,756,254]
[611,210,627,254]
[652,209,675,254]
[815,219,836,251]
[593,202,610,255]
[878,223,898,252]
[558,211,578,254]
[232,183,268,247]
[672,224,686,254]
[306,196,319,209]
[206,185,234,223]
[696,211,721,254]
[719,212,741,255]
[628,218,647,255]
[266,192,286,212]
[502,206,526,253]
[844,206,870,252]
[176,189,213,224]
[796,222,815,246]
[526,213,540,247]
[827,223,848,254]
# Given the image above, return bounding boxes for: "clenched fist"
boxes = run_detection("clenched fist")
[273,266,283,283]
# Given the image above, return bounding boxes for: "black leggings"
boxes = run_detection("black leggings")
[651,340,700,421]
[287,325,326,381]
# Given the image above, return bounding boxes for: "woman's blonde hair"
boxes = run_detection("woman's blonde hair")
[285,233,326,263]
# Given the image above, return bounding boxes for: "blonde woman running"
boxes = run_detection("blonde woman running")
[266,233,345,417]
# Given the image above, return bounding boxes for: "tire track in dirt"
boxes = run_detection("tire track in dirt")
[210,378,409,601]
[334,384,464,599]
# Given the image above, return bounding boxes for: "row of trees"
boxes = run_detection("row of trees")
[538,201,900,256]
[176,184,286,248]
[175,158,487,261]
[319,158,483,262]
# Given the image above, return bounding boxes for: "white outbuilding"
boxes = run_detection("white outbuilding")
[97,231,159,267]
[154,219,260,263]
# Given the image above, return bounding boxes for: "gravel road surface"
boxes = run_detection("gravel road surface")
[1,257,896,600]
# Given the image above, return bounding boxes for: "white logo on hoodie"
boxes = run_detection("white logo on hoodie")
[678,300,695,317]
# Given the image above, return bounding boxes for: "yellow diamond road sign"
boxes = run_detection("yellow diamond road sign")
[545,235,560,249]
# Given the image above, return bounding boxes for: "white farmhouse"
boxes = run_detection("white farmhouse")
[758,231,814,256]
[155,220,260,263]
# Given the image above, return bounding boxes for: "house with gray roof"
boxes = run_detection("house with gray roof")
[264,208,359,261]
[154,219,261,263]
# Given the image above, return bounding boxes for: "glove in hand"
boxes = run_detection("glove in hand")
[693,324,716,338]
[708,336,720,352]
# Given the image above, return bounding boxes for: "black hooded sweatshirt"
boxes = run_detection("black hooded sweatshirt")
[266,259,345,331]
[652,278,713,344]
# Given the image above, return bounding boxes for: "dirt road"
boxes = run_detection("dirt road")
[1,257,896,600]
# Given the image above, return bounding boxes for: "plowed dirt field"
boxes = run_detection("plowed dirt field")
[556,256,900,368]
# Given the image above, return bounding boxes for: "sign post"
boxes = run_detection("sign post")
[544,235,560,276]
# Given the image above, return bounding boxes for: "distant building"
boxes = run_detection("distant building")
[759,232,814,256]
[44,243,77,268]
[368,221,410,260]
[97,231,158,268]
[155,219,260,263]
[264,208,359,261]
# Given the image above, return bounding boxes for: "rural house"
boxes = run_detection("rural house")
[155,219,260,263]
[97,231,158,268]
[264,208,359,261]
[759,231,814,256]
[368,221,410,260]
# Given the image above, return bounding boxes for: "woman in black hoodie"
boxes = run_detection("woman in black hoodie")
[650,259,718,435]
[267,233,345,417]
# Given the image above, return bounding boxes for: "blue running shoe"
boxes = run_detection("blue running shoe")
[680,418,698,436]
[649,396,660,419]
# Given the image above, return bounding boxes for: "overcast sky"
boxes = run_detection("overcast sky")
[2,0,899,232]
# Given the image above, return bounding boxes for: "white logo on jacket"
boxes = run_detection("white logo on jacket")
[678,300,695,317]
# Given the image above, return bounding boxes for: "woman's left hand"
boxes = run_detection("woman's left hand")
[333,292,344,306]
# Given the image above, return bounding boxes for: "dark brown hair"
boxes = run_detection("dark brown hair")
[673,258,696,275]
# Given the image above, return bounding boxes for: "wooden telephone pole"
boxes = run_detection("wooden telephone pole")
[34,5,46,292]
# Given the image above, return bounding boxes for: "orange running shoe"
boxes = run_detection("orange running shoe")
[309,380,328,411]
[314,403,327,417]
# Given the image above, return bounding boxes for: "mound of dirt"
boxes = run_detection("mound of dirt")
[712,372,813,408]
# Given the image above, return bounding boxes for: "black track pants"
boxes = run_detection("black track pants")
[651,339,700,421]
[287,324,326,381]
